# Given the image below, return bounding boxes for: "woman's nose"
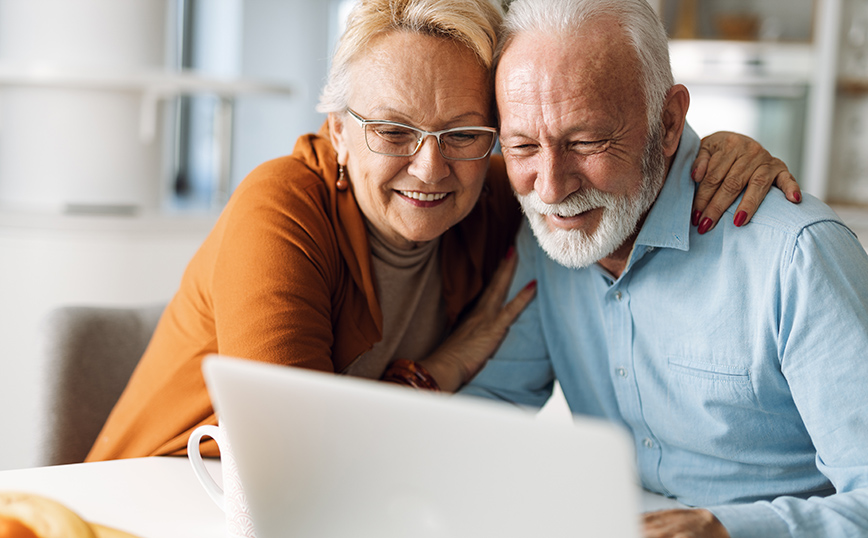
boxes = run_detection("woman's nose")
[407,135,449,184]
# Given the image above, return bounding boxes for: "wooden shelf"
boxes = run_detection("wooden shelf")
[838,78,868,95]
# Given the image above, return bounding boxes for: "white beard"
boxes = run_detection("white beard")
[516,127,667,270]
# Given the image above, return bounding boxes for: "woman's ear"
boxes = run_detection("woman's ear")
[328,112,350,165]
[661,84,690,158]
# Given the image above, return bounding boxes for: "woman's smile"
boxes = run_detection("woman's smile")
[397,190,451,207]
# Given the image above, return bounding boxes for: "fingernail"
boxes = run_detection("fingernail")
[734,211,747,227]
[698,217,713,235]
[691,168,698,181]
[691,210,701,227]
[793,192,801,203]
[505,246,515,260]
[524,279,537,291]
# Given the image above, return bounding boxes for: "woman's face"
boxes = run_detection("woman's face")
[330,31,493,250]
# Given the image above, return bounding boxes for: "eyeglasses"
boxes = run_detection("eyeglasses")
[346,108,497,161]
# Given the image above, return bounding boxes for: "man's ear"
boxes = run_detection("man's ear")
[660,84,689,158]
[328,112,350,165]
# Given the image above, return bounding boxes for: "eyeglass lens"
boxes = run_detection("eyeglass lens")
[364,123,495,160]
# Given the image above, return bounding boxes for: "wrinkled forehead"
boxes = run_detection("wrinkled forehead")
[495,25,643,126]
[347,30,494,124]
[497,16,639,92]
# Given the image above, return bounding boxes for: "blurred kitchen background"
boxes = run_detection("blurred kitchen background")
[0,0,866,470]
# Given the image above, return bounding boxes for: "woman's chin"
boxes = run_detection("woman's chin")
[394,224,453,248]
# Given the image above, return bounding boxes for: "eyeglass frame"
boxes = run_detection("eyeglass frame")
[345,108,498,161]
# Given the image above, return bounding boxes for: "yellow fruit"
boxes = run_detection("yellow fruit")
[0,515,40,538]
[88,523,141,538]
[0,492,96,538]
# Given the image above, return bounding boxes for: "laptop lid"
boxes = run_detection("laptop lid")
[202,354,640,538]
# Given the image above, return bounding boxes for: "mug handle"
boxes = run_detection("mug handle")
[187,424,225,510]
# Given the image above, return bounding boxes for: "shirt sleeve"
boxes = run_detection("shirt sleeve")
[708,219,868,538]
[459,220,556,409]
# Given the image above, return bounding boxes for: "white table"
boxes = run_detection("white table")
[0,457,224,538]
[0,457,683,537]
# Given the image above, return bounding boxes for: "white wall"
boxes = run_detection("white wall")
[230,0,333,189]
[0,213,213,470]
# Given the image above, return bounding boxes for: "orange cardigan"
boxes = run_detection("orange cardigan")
[86,124,521,461]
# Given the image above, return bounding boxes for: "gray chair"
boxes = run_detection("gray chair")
[38,304,164,466]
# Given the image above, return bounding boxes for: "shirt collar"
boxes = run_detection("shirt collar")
[633,123,700,253]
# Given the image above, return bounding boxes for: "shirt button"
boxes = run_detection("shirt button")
[614,291,623,301]
[643,438,654,449]
[616,367,627,378]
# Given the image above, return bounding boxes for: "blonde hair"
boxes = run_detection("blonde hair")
[317,0,503,113]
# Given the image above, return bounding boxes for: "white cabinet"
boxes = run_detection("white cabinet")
[828,0,868,204]
[0,0,296,214]
[661,0,868,203]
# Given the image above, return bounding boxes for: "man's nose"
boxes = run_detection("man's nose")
[407,135,449,184]
[534,150,578,205]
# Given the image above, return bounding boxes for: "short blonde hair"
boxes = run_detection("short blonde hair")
[317,0,503,114]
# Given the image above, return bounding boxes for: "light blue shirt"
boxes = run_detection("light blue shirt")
[461,126,868,537]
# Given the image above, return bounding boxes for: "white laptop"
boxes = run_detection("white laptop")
[202,354,641,538]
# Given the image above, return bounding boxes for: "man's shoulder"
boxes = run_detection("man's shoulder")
[732,190,849,239]
[709,190,868,277]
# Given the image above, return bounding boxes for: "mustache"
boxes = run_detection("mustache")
[516,188,618,217]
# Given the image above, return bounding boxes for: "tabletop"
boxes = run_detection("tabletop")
[0,457,224,538]
[0,457,684,537]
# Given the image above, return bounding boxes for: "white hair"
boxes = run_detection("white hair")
[498,0,673,130]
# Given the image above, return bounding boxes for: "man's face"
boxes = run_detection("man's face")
[496,19,665,270]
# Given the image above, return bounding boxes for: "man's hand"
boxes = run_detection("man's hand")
[642,509,730,538]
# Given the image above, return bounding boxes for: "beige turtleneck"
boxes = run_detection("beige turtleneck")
[342,222,449,379]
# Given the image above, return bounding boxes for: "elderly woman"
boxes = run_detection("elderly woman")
[87,0,797,461]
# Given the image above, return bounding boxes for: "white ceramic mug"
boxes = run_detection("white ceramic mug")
[188,424,257,538]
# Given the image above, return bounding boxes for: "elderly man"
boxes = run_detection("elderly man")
[461,0,868,537]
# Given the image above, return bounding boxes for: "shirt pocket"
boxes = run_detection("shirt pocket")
[663,358,758,454]
[668,358,751,383]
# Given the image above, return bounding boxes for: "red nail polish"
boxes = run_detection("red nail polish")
[793,192,802,203]
[698,217,713,235]
[524,280,537,291]
[691,168,697,181]
[505,246,515,260]
[691,210,701,227]
[734,211,747,227]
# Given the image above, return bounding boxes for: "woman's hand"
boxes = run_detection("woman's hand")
[692,131,801,234]
[643,509,730,538]
[419,248,536,393]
